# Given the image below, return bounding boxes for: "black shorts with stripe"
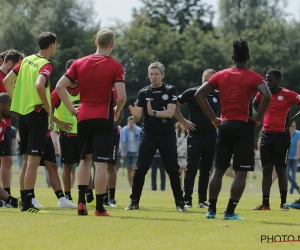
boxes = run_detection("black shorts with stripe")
[77,118,114,162]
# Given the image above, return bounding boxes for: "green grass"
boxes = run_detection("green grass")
[3,162,300,250]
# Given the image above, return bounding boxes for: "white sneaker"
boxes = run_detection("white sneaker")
[57,197,77,208]
[32,198,42,207]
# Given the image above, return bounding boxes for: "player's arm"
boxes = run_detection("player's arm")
[56,75,76,115]
[114,109,124,128]
[174,104,195,131]
[195,82,220,127]
[254,84,271,124]
[252,97,260,112]
[3,70,17,98]
[129,103,143,122]
[35,75,51,115]
[296,139,300,160]
[147,102,176,118]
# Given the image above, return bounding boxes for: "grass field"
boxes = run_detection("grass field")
[3,159,300,250]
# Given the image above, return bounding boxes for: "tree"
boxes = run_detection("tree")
[0,0,99,85]
[134,0,215,33]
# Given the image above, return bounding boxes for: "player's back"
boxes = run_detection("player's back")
[209,67,264,122]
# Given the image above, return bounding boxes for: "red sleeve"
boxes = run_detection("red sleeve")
[255,92,262,103]
[51,89,61,108]
[65,60,78,82]
[208,71,220,89]
[113,87,118,105]
[253,73,265,88]
[114,64,125,83]
[13,59,23,75]
[39,64,53,81]
[289,90,300,105]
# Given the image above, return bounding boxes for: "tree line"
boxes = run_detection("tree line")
[1,0,299,126]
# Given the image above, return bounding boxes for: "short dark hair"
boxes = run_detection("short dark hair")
[267,69,282,80]
[0,93,11,104]
[4,49,24,64]
[232,39,249,63]
[0,50,9,60]
[65,59,75,71]
[37,32,57,50]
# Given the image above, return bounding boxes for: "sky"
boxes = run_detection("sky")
[94,0,300,27]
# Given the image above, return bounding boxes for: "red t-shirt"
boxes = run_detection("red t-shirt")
[0,70,7,93]
[13,57,53,82]
[255,88,300,132]
[51,86,80,108]
[0,70,11,126]
[0,119,7,142]
[209,67,264,122]
[65,54,125,122]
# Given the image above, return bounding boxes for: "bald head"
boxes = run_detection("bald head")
[202,69,216,84]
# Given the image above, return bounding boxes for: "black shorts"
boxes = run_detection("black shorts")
[108,127,121,165]
[77,118,114,162]
[40,136,56,166]
[260,131,290,168]
[0,126,13,156]
[19,109,48,156]
[214,120,255,171]
[59,131,80,164]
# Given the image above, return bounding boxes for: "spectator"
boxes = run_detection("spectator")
[151,150,166,191]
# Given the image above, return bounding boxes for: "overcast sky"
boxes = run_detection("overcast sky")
[94,0,300,27]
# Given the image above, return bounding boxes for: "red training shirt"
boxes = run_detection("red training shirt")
[51,86,80,108]
[0,70,12,126]
[209,67,265,122]
[64,54,125,122]
[255,88,300,132]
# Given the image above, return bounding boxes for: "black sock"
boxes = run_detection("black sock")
[24,189,34,209]
[65,191,72,201]
[263,195,270,206]
[78,185,88,204]
[55,190,65,199]
[225,199,239,214]
[4,188,11,195]
[208,199,217,212]
[96,194,106,212]
[280,190,287,206]
[103,193,108,203]
[86,189,94,203]
[20,190,25,202]
[108,188,115,200]
[6,196,18,208]
[32,189,35,198]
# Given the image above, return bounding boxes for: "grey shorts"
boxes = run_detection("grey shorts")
[124,151,137,167]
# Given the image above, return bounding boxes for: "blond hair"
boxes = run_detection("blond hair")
[96,29,115,48]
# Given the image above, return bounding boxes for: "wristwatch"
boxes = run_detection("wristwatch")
[153,110,157,117]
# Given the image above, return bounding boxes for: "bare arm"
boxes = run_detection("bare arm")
[114,109,124,128]
[147,102,176,118]
[129,102,143,122]
[56,75,76,115]
[35,75,51,115]
[52,115,72,132]
[195,82,220,128]
[3,70,17,98]
[114,82,126,112]
[296,139,300,160]
[255,84,271,121]
[174,103,195,131]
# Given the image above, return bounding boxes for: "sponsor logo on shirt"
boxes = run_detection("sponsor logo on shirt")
[162,94,169,100]
[43,69,50,75]
[146,98,153,101]
[213,97,218,103]
[277,96,284,100]
[152,91,162,93]
[178,94,182,99]
[240,165,252,169]
[172,95,177,101]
